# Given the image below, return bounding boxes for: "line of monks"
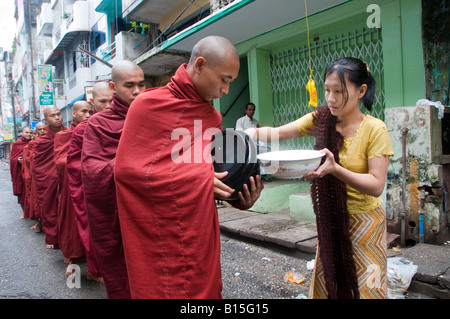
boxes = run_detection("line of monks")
[9,37,264,299]
[10,81,115,284]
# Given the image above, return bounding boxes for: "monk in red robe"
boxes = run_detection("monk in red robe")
[81,61,145,299]
[22,128,36,220]
[115,36,264,299]
[55,100,92,274]
[32,107,66,249]
[25,123,46,232]
[67,81,112,284]
[10,127,31,216]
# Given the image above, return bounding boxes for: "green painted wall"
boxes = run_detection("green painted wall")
[381,0,425,107]
[228,0,426,126]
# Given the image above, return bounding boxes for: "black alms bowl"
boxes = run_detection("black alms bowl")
[211,130,259,201]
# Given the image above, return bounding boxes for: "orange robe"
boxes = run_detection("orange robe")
[54,121,85,260]
[115,64,223,298]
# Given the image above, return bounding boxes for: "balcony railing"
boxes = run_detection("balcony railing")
[36,2,53,36]
[99,42,117,62]
[210,0,236,13]
[52,1,90,50]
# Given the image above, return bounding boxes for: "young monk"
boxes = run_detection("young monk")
[54,100,92,275]
[81,61,145,299]
[10,127,32,216]
[114,36,264,299]
[25,122,46,232]
[32,107,66,249]
[21,128,37,220]
[67,82,112,284]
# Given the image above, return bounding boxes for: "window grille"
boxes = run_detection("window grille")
[269,27,384,151]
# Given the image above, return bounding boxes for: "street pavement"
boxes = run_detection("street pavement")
[0,160,311,300]
[217,202,450,299]
[1,158,448,301]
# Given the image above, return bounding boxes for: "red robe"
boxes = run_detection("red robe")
[81,94,131,299]
[22,139,36,219]
[32,125,67,246]
[10,136,30,204]
[67,119,102,277]
[27,140,40,219]
[115,64,223,299]
[54,121,85,260]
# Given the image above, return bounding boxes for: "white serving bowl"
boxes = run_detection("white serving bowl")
[257,150,325,179]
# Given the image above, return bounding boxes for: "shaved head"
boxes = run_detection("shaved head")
[43,106,63,131]
[72,100,92,124]
[111,60,143,83]
[91,81,113,112]
[188,35,239,69]
[21,127,32,140]
[186,36,240,102]
[92,81,111,98]
[43,106,60,119]
[109,60,145,106]
[73,100,91,112]
[35,121,46,136]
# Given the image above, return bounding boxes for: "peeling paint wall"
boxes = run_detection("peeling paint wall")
[385,106,449,245]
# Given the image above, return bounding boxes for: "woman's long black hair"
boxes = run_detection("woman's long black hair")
[324,57,376,111]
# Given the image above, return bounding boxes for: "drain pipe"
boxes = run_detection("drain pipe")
[400,128,408,247]
[418,189,428,243]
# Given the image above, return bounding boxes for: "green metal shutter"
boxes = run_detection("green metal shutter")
[270,27,384,151]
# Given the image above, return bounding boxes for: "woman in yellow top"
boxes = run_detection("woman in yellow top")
[246,57,394,299]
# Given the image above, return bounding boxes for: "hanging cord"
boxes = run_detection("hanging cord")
[305,0,317,109]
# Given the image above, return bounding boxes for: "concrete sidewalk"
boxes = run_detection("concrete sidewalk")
[217,203,450,299]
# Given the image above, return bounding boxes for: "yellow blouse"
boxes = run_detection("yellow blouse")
[296,112,394,214]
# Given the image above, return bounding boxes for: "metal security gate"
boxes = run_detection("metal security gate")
[270,27,384,151]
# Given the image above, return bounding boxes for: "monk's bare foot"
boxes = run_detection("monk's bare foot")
[66,262,74,277]
[86,274,104,284]
[46,244,54,249]
[34,220,41,233]
[30,223,37,230]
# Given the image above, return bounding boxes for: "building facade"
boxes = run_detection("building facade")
[9,0,450,245]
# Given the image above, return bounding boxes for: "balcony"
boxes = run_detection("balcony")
[37,2,53,37]
[122,0,207,25]
[53,1,91,50]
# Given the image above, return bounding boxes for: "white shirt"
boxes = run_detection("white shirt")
[235,115,259,131]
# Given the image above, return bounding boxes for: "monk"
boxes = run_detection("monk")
[32,107,66,249]
[25,122,46,231]
[67,82,112,284]
[115,36,264,299]
[10,127,32,216]
[54,100,92,274]
[21,128,37,220]
[81,61,145,299]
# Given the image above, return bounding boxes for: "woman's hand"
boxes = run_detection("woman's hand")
[304,148,337,180]
[244,127,257,140]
